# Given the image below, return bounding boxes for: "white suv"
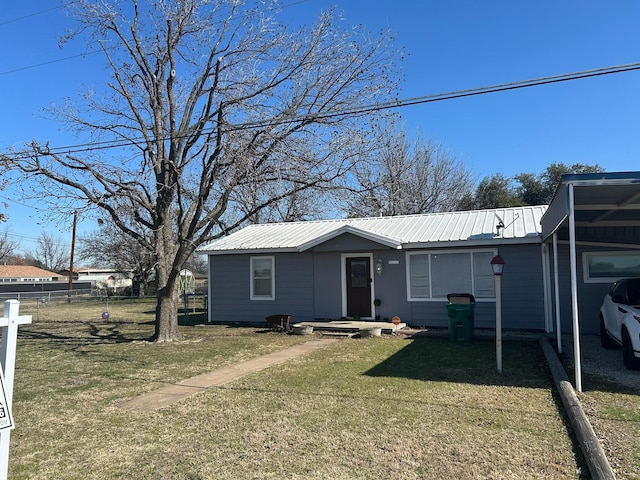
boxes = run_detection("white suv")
[600,278,640,370]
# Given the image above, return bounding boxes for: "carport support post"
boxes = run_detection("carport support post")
[0,300,32,480]
[568,184,582,392]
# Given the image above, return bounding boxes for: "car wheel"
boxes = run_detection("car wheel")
[600,316,617,349]
[622,328,640,371]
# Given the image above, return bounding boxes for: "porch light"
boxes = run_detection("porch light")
[490,255,505,276]
[375,259,383,276]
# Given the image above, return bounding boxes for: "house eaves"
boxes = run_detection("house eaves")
[405,234,543,250]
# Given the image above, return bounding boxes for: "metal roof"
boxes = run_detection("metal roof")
[199,205,548,254]
[541,171,640,240]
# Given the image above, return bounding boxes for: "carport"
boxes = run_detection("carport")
[541,171,640,391]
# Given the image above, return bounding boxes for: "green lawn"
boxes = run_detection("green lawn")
[579,376,640,479]
[3,298,636,478]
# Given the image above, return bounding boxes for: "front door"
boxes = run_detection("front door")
[346,256,372,318]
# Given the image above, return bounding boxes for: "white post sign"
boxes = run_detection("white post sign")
[0,300,32,480]
[0,369,14,432]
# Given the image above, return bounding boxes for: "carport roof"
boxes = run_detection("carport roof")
[541,171,640,241]
[540,170,640,393]
[199,205,547,254]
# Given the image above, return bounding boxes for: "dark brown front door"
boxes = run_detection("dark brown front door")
[346,257,372,318]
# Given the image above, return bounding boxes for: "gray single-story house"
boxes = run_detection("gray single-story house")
[200,205,550,331]
[200,171,640,390]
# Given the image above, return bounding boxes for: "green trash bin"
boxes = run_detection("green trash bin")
[447,293,475,342]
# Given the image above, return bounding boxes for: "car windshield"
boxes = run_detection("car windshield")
[627,279,640,305]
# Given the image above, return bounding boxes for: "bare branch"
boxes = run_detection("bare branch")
[6,0,399,341]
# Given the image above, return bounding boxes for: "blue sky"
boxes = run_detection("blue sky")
[1,0,639,252]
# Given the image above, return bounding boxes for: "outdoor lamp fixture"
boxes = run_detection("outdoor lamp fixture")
[375,259,383,276]
[490,254,505,275]
[491,254,505,373]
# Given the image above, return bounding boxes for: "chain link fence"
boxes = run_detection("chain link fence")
[0,289,208,324]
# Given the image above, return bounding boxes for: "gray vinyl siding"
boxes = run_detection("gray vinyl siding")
[208,252,314,324]
[549,242,625,335]
[406,244,546,331]
[208,242,547,331]
[312,252,342,319]
[311,233,393,253]
[369,251,411,322]
[497,244,546,330]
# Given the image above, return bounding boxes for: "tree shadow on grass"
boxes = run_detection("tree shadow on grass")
[364,336,552,389]
[18,321,154,346]
[365,335,592,472]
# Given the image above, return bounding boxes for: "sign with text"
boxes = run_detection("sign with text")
[0,369,14,431]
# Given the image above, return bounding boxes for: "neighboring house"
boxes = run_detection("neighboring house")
[199,205,549,331]
[65,267,133,293]
[0,265,87,299]
[0,265,61,283]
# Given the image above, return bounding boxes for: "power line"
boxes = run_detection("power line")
[0,52,99,76]
[0,0,310,76]
[0,5,64,27]
[3,61,639,160]
[391,62,640,109]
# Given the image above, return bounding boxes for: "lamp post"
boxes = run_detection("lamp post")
[491,255,505,373]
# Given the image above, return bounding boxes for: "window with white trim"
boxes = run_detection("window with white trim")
[250,256,275,300]
[407,250,495,300]
[583,251,640,283]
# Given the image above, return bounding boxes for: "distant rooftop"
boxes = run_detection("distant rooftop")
[0,265,60,278]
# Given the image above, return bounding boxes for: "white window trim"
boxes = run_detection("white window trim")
[582,251,640,284]
[405,249,497,302]
[250,256,275,300]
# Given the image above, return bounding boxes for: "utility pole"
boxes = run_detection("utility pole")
[67,211,78,303]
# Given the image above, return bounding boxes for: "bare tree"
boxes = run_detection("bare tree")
[78,219,156,296]
[343,123,474,217]
[25,232,70,272]
[0,228,18,263]
[234,181,335,224]
[7,0,398,341]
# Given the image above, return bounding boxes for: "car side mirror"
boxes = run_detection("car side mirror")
[611,294,624,304]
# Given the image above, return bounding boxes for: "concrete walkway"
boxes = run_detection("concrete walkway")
[117,338,339,412]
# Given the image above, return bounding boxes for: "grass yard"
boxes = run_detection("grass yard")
[2,297,634,479]
[579,376,640,479]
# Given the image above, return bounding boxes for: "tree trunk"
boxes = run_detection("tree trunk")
[153,223,181,342]
[154,281,180,342]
